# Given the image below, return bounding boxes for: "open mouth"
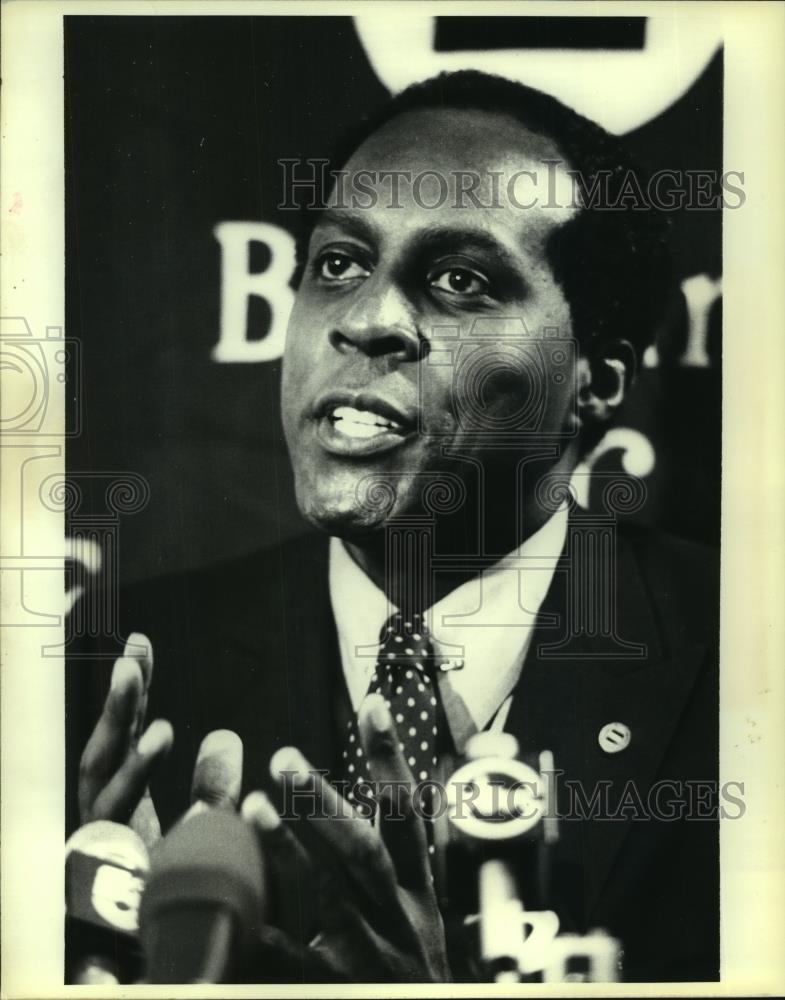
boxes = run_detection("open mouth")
[329,405,404,439]
[313,392,418,457]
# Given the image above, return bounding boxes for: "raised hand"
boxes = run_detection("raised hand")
[242,693,450,982]
[78,630,246,853]
[78,633,172,847]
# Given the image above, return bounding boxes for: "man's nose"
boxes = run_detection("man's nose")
[328,279,423,363]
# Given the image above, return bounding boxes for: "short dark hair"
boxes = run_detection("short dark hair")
[294,69,674,368]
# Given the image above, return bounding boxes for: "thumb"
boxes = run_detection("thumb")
[129,788,162,850]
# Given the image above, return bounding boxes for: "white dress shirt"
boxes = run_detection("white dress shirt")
[329,506,568,753]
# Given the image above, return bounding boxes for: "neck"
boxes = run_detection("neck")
[345,445,579,607]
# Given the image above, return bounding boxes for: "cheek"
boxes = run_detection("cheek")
[281,313,318,425]
[446,339,577,438]
[279,356,297,439]
[417,365,459,437]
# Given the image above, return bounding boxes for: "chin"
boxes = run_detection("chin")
[299,501,391,541]
[294,478,393,540]
[291,456,429,540]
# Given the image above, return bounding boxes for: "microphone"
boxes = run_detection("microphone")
[445,733,559,982]
[446,735,621,981]
[139,808,267,983]
[65,821,150,985]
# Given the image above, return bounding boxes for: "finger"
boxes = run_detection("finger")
[129,789,163,850]
[190,729,243,810]
[358,694,431,892]
[269,747,399,908]
[123,630,153,690]
[123,631,153,737]
[90,718,173,824]
[181,730,243,823]
[242,790,314,940]
[78,657,144,820]
[242,790,311,871]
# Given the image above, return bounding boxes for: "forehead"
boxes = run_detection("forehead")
[328,107,578,248]
[353,107,565,171]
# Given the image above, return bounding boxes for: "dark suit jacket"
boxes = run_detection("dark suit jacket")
[66,509,719,982]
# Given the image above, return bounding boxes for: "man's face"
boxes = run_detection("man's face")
[281,108,580,539]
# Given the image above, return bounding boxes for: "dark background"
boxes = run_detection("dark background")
[64,16,722,587]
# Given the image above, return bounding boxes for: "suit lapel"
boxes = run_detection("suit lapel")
[506,509,707,923]
[277,534,341,770]
[212,533,340,789]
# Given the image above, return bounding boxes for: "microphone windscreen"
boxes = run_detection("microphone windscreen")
[139,809,266,982]
[66,819,150,867]
[66,821,149,933]
[65,821,149,983]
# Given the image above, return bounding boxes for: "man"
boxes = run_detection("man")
[70,71,719,982]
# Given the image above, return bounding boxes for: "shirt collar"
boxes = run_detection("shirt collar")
[329,505,568,734]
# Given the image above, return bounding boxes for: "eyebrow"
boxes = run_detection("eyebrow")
[316,211,523,266]
[312,211,530,299]
[312,208,378,245]
[317,209,518,255]
[416,226,523,273]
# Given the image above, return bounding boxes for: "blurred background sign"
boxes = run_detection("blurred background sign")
[65,15,722,586]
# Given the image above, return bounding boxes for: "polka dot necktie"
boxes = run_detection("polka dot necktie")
[343,611,443,808]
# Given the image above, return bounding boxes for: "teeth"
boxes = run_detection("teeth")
[330,405,402,439]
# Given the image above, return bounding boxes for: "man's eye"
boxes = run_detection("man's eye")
[429,267,489,297]
[317,252,369,282]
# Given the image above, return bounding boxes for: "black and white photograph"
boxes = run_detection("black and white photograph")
[1,1,784,994]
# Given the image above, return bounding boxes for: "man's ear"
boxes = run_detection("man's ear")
[575,340,636,426]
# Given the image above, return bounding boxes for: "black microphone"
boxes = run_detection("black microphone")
[65,821,149,984]
[139,808,267,983]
